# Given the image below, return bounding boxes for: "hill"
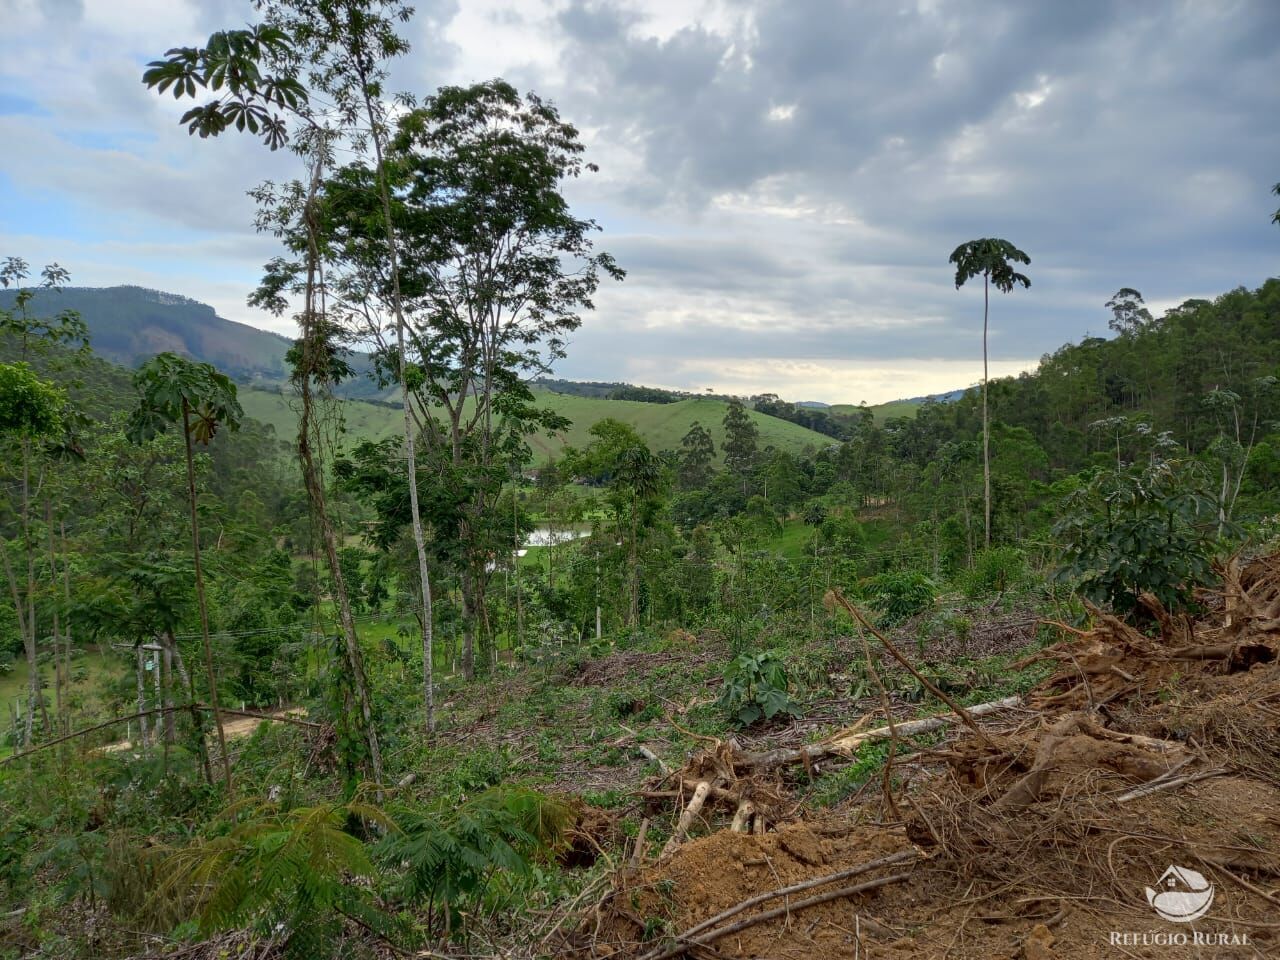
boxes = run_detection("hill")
[0,286,294,384]
[0,285,959,429]
[239,386,834,464]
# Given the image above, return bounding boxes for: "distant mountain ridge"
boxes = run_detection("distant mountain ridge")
[0,285,962,411]
[0,285,292,383]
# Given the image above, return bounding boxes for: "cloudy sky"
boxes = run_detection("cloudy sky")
[1,0,1277,403]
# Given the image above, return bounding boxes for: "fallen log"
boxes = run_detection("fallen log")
[741,695,1022,770]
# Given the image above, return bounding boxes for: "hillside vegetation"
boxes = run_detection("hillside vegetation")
[239,386,834,462]
[2,11,1279,960]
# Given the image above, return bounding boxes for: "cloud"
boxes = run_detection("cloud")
[2,0,1278,403]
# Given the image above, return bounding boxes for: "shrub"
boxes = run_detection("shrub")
[866,571,936,623]
[382,786,573,938]
[717,651,802,726]
[1053,459,1218,616]
[960,546,1027,598]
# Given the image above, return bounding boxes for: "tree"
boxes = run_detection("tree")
[322,79,621,677]
[948,238,1031,548]
[0,257,87,746]
[677,422,715,490]
[722,400,759,488]
[126,353,243,791]
[147,0,406,752]
[1105,288,1153,337]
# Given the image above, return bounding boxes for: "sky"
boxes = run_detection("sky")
[1,0,1277,404]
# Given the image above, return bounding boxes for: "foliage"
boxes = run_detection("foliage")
[866,570,936,623]
[1053,458,1219,616]
[381,786,573,938]
[0,362,65,439]
[716,651,802,726]
[948,238,1032,294]
[125,352,243,446]
[156,799,390,959]
[142,24,304,150]
[960,546,1028,598]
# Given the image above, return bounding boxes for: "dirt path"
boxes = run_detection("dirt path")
[102,707,308,753]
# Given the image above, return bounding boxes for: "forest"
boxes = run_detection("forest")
[2,3,1280,959]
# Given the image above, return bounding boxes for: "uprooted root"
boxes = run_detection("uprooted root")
[571,552,1280,958]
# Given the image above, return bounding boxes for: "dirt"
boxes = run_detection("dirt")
[571,553,1280,959]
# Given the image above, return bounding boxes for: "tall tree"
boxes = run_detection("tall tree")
[948,238,1031,548]
[323,79,621,677]
[0,258,87,746]
[1105,288,1153,337]
[722,400,759,493]
[145,1,409,748]
[678,422,716,490]
[126,353,242,791]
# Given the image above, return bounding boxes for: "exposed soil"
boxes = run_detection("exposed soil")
[571,554,1280,959]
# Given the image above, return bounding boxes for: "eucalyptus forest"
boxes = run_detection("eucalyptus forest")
[3,3,1280,960]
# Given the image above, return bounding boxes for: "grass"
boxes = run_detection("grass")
[0,647,126,752]
[239,387,836,464]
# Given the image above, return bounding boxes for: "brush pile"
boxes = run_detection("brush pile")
[569,554,1280,959]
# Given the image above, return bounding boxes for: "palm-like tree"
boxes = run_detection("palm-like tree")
[949,238,1031,548]
[127,353,242,790]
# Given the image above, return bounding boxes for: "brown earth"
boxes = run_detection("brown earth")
[570,554,1280,960]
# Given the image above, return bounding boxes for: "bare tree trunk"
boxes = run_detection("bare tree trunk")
[135,644,149,750]
[44,500,63,723]
[295,150,387,784]
[360,83,436,727]
[982,274,992,550]
[60,521,72,734]
[162,642,175,744]
[164,630,211,785]
[20,440,41,745]
[1,534,35,748]
[181,399,232,791]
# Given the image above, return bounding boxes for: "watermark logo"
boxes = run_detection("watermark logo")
[1145,865,1215,923]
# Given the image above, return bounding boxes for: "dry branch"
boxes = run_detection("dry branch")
[741,695,1021,770]
[644,870,915,960]
[637,849,918,960]
[0,705,318,767]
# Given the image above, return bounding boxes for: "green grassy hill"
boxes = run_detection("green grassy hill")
[832,399,924,423]
[239,387,835,463]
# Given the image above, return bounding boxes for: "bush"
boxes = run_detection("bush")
[1053,459,1218,616]
[960,546,1027,598]
[866,571,935,623]
[717,651,802,727]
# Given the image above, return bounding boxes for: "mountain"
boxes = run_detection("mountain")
[0,286,294,385]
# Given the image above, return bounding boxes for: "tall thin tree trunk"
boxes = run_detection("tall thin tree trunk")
[181,399,232,791]
[45,499,62,722]
[296,151,386,785]
[0,539,32,745]
[361,83,436,727]
[135,644,149,750]
[20,439,41,745]
[982,274,992,549]
[165,630,211,785]
[60,521,71,734]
